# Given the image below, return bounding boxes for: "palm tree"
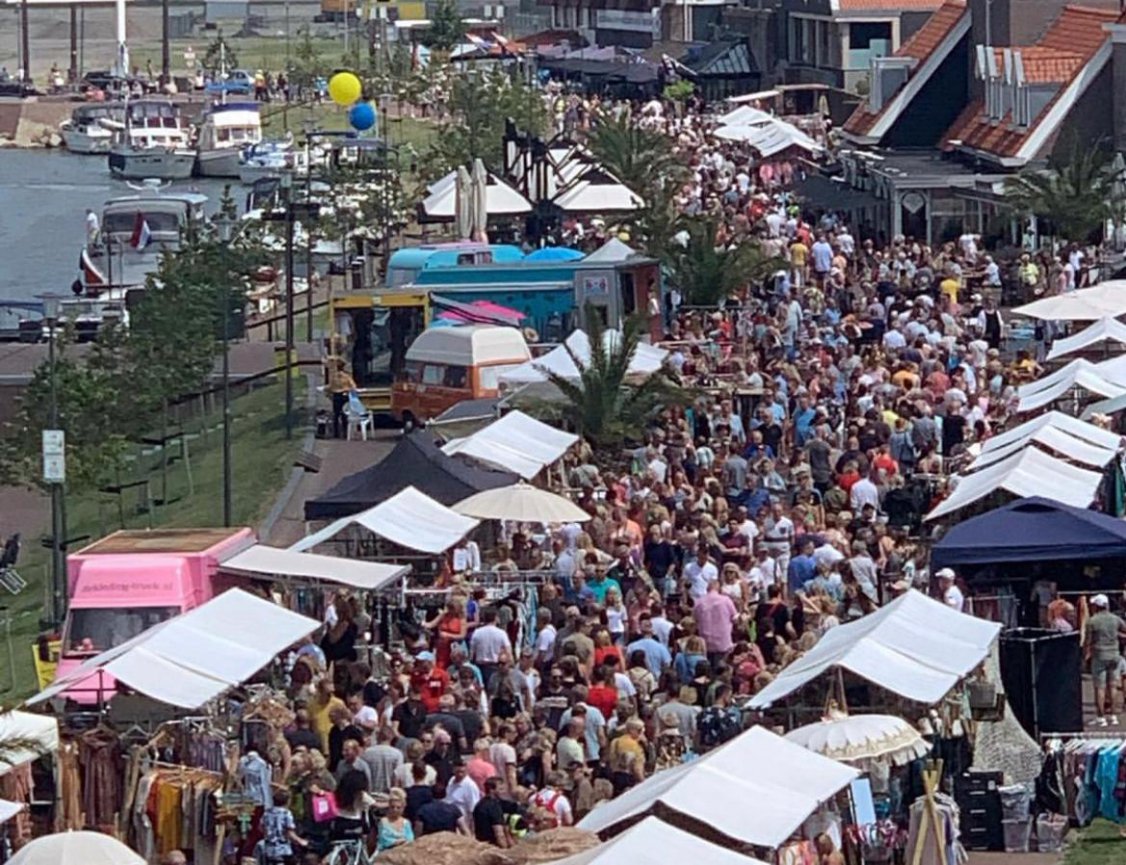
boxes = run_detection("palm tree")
[533,311,688,450]
[670,216,787,306]
[587,114,685,203]
[1005,139,1123,244]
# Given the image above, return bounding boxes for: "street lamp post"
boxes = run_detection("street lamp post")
[215,216,234,527]
[39,292,67,627]
[281,173,295,441]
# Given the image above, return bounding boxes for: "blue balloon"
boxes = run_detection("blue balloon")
[348,102,376,132]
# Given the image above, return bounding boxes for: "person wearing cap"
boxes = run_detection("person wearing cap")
[936,568,963,612]
[1085,594,1126,726]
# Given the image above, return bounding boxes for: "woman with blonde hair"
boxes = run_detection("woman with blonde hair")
[376,788,414,851]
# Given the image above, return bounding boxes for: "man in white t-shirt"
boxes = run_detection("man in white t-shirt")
[683,547,718,600]
[469,608,513,683]
[937,568,964,612]
[530,771,574,827]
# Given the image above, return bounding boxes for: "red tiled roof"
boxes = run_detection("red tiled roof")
[837,0,942,10]
[942,5,1120,159]
[842,0,967,137]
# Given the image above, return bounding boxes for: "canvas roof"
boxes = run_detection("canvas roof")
[749,590,1000,708]
[578,726,857,848]
[555,818,770,865]
[925,446,1103,520]
[421,169,532,220]
[29,590,319,709]
[442,410,579,479]
[499,329,668,386]
[968,415,1120,471]
[1016,361,1126,412]
[0,712,59,776]
[1013,281,1126,321]
[220,545,409,592]
[1047,318,1126,360]
[292,486,479,555]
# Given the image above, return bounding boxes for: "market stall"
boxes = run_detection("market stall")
[1046,317,1126,361]
[442,410,579,480]
[563,816,771,865]
[0,712,59,854]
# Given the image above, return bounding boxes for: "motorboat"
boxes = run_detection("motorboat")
[60,103,124,154]
[80,182,208,297]
[237,137,307,184]
[107,100,196,180]
[195,102,262,178]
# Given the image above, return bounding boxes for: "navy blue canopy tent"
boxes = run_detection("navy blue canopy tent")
[931,496,1126,569]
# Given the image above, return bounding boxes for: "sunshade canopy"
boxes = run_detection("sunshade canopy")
[784,712,930,770]
[304,432,517,521]
[557,817,771,865]
[1047,317,1126,361]
[0,800,23,825]
[293,486,480,554]
[578,726,857,848]
[1016,360,1126,413]
[0,711,59,776]
[925,446,1102,521]
[220,545,409,591]
[421,168,532,220]
[499,328,669,386]
[8,831,144,865]
[454,482,589,523]
[713,118,821,156]
[442,410,579,480]
[1013,282,1126,321]
[748,590,1000,709]
[30,590,319,709]
[968,422,1119,471]
[931,496,1126,568]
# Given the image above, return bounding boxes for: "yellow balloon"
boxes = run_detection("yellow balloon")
[328,71,362,106]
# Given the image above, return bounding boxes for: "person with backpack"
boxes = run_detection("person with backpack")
[529,771,574,828]
[695,684,742,752]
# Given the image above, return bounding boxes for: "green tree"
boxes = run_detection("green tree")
[588,114,685,207]
[670,216,786,306]
[532,310,688,450]
[1005,139,1122,243]
[430,68,548,176]
[289,27,329,93]
[423,0,467,52]
[202,32,238,76]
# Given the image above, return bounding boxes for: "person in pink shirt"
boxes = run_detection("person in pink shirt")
[465,738,498,793]
[692,580,738,665]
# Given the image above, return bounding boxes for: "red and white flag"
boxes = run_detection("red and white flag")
[79,248,106,287]
[130,211,152,250]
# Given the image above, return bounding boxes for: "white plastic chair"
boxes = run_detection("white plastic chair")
[345,391,373,441]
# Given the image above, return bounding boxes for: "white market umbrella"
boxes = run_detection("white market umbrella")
[471,158,489,243]
[1013,282,1126,321]
[784,712,930,770]
[0,799,24,825]
[454,482,590,524]
[455,165,473,240]
[9,831,145,865]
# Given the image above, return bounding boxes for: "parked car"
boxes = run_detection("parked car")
[205,69,254,95]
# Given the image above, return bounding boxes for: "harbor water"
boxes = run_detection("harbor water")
[0,149,237,303]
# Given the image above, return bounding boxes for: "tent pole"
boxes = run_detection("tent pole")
[837,667,848,713]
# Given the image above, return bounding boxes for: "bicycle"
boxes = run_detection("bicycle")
[325,839,375,865]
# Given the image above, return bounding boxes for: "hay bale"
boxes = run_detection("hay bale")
[508,828,601,865]
[378,832,515,865]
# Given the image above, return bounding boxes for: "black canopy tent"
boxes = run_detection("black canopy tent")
[304,432,518,520]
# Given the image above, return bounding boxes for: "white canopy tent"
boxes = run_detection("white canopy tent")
[978,410,1122,455]
[0,800,23,825]
[1013,282,1126,321]
[578,726,857,848]
[0,711,59,776]
[925,446,1102,521]
[442,410,579,480]
[220,545,410,591]
[1015,361,1126,413]
[421,168,532,221]
[968,422,1119,471]
[291,486,479,555]
[552,168,645,213]
[499,329,669,387]
[713,118,822,156]
[29,590,319,709]
[716,105,774,126]
[749,590,1001,709]
[1047,317,1126,361]
[558,817,771,865]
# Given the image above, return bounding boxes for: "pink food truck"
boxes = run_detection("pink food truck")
[55,528,256,703]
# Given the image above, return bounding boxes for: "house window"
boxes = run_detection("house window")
[851,21,892,56]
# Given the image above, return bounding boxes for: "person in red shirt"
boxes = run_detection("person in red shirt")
[837,462,862,494]
[585,665,619,719]
[413,652,450,713]
[872,444,899,477]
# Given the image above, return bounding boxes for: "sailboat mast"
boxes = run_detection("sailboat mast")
[114,0,129,78]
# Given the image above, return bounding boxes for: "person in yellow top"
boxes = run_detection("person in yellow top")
[939,273,960,306]
[789,239,809,287]
[606,718,647,795]
[307,677,346,754]
[327,358,358,439]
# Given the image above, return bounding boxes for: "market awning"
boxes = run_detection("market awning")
[220,545,410,591]
[578,726,857,848]
[794,173,880,212]
[0,800,23,825]
[29,589,319,709]
[925,446,1103,521]
[1013,281,1126,321]
[932,496,1126,568]
[442,410,579,479]
[0,711,59,776]
[567,817,771,865]
[1047,317,1126,361]
[293,485,479,554]
[968,422,1119,471]
[748,590,1000,709]
[499,328,668,386]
